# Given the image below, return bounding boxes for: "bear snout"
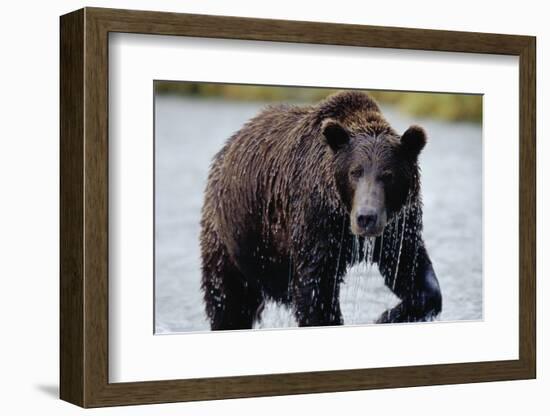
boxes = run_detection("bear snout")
[357,212,377,229]
[352,208,387,237]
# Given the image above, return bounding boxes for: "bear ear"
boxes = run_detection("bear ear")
[400,125,427,160]
[321,119,350,152]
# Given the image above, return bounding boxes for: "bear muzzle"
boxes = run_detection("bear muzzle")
[351,209,387,237]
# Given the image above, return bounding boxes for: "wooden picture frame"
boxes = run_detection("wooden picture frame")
[60,7,536,408]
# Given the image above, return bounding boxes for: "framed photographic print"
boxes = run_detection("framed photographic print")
[60,7,536,408]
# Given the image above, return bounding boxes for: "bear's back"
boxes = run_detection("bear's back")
[202,103,318,241]
[208,103,314,189]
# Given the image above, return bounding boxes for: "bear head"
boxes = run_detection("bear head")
[320,100,426,238]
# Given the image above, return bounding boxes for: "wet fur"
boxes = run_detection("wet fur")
[200,91,442,329]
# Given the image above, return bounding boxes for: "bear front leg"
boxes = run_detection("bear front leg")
[377,243,442,323]
[292,263,344,327]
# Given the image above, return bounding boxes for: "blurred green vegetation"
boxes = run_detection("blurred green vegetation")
[155,81,482,123]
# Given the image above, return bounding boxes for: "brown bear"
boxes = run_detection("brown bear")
[200,90,441,330]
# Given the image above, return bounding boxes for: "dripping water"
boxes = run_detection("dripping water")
[267,192,422,327]
[345,191,423,325]
[331,215,347,310]
[350,235,377,321]
[378,231,384,269]
[392,200,408,291]
[287,254,293,299]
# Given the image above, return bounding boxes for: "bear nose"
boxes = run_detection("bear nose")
[357,213,377,229]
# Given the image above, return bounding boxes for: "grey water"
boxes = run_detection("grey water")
[154,96,483,334]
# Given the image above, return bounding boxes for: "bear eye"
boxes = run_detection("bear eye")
[350,168,363,179]
[379,171,394,182]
